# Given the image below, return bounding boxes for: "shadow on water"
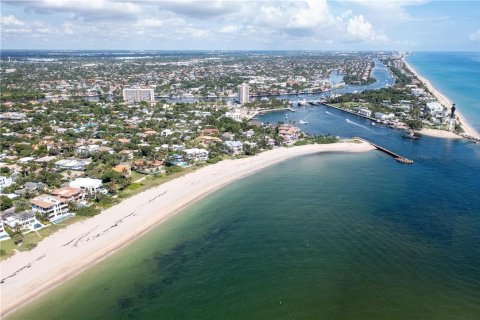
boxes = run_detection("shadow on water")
[114,217,244,316]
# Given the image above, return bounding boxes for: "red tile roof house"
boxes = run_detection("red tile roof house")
[51,186,85,202]
[278,124,301,144]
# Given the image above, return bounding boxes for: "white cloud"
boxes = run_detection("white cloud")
[4,0,143,21]
[1,15,26,26]
[2,0,389,49]
[137,18,164,28]
[220,25,240,33]
[468,29,480,42]
[159,0,238,19]
[347,15,378,40]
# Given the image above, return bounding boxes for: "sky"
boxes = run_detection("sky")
[0,0,479,51]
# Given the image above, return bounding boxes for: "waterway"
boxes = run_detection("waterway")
[8,53,480,320]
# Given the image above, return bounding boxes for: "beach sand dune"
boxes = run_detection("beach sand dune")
[0,141,374,317]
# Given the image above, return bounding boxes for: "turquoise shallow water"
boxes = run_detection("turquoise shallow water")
[8,53,480,319]
[406,52,480,131]
[9,148,480,319]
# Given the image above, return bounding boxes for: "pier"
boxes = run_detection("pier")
[354,137,414,164]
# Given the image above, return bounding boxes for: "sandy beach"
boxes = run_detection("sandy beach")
[0,141,374,317]
[403,58,480,140]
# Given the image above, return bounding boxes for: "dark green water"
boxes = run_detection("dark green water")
[10,150,480,319]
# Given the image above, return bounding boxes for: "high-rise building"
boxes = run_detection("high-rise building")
[122,88,155,103]
[238,83,250,105]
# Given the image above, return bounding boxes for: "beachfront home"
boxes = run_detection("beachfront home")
[132,160,165,174]
[224,141,243,155]
[278,124,301,144]
[184,148,209,162]
[358,108,372,117]
[0,219,9,240]
[4,210,37,230]
[374,112,393,121]
[69,177,104,194]
[30,195,69,220]
[51,186,85,202]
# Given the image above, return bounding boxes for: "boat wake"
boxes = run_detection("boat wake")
[346,118,375,132]
[325,110,341,118]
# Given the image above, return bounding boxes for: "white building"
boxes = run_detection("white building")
[30,195,69,220]
[70,177,104,194]
[184,148,209,162]
[224,141,243,155]
[4,211,37,230]
[122,88,155,103]
[358,108,372,117]
[426,102,444,113]
[55,159,91,171]
[0,176,14,192]
[374,112,389,120]
[238,83,250,105]
[225,112,242,122]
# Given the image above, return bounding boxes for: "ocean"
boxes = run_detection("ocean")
[8,53,480,320]
[406,52,480,131]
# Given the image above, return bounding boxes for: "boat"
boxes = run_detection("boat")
[370,122,376,126]
[285,113,288,120]
[402,131,419,140]
[299,120,308,125]
[298,99,307,106]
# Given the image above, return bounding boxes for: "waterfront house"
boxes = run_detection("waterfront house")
[184,148,209,162]
[51,186,85,202]
[4,210,37,230]
[358,108,372,117]
[278,124,301,144]
[30,195,69,220]
[224,141,243,155]
[132,160,165,174]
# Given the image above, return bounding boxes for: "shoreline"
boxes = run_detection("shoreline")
[403,56,480,140]
[0,141,375,317]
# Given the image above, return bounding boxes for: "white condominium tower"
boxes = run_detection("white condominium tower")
[122,88,155,103]
[238,83,250,105]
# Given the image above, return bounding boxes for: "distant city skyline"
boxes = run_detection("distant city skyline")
[1,0,479,51]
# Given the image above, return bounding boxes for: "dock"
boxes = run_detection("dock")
[354,137,414,164]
